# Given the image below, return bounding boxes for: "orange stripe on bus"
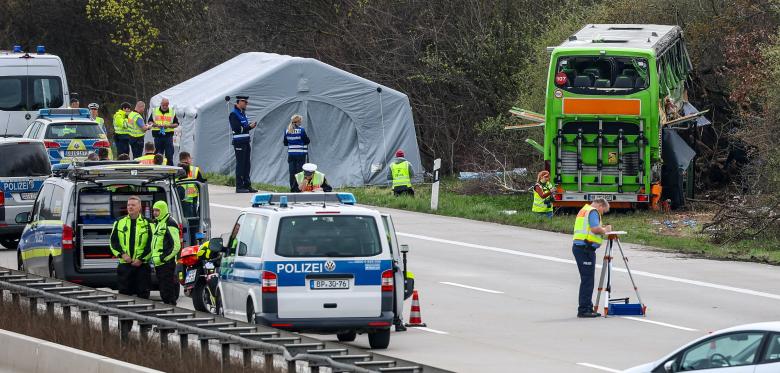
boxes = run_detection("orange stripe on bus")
[563,98,641,116]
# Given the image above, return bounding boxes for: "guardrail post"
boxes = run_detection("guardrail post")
[11,292,20,305]
[80,309,90,330]
[221,343,231,371]
[119,319,133,346]
[200,339,210,364]
[264,353,275,373]
[101,314,110,338]
[179,333,189,357]
[160,329,171,348]
[46,300,55,317]
[140,324,151,340]
[287,360,296,373]
[242,348,252,371]
[63,304,71,321]
[29,297,37,313]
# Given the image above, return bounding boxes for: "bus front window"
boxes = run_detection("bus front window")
[555,56,649,94]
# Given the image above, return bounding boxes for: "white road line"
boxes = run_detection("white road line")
[397,232,780,301]
[576,362,621,372]
[622,317,698,332]
[440,281,504,294]
[412,327,449,335]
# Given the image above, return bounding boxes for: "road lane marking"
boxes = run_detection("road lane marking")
[396,232,780,301]
[440,281,504,294]
[576,362,621,372]
[622,317,698,332]
[412,327,449,335]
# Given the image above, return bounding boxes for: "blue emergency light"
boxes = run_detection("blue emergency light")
[36,45,45,54]
[251,192,357,207]
[251,193,273,206]
[337,193,356,205]
[12,45,22,53]
[38,108,90,118]
[279,196,288,208]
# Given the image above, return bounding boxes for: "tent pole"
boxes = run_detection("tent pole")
[378,87,388,169]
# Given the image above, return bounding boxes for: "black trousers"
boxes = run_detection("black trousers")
[572,244,596,315]
[234,143,252,190]
[153,135,175,166]
[393,186,415,196]
[155,261,179,305]
[129,136,145,159]
[117,263,151,299]
[288,154,306,191]
[114,134,130,158]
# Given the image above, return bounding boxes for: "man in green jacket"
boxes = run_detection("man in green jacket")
[113,102,132,157]
[110,196,152,298]
[151,200,181,305]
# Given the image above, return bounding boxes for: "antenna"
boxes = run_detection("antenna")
[2,112,11,137]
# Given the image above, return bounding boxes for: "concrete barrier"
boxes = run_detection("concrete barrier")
[0,329,162,373]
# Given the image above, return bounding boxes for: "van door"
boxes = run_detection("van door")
[175,180,211,246]
[220,214,244,318]
[274,214,391,319]
[381,214,404,319]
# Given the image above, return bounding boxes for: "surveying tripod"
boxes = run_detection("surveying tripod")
[593,232,647,317]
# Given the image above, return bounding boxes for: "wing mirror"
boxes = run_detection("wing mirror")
[15,212,31,224]
[238,243,248,256]
[400,244,410,254]
[207,237,223,253]
[663,360,675,373]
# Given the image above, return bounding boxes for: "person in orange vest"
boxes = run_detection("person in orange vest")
[148,98,179,166]
[135,142,166,165]
[572,198,612,318]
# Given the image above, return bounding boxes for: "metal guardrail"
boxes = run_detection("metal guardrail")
[0,267,452,373]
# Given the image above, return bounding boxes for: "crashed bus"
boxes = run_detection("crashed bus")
[511,24,708,209]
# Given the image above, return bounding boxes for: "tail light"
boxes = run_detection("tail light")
[93,140,110,148]
[62,224,74,250]
[44,141,60,149]
[381,270,394,292]
[179,245,199,266]
[0,192,4,206]
[554,194,563,201]
[261,271,278,293]
[637,195,649,202]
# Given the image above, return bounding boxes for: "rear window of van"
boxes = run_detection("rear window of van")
[276,215,382,257]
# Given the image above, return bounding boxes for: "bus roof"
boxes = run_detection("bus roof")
[556,24,682,55]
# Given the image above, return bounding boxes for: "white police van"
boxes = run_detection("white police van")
[216,193,412,349]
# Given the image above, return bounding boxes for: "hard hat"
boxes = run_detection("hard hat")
[88,103,99,109]
[302,163,317,173]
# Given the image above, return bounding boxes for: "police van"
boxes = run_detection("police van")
[214,193,413,349]
[1,45,70,136]
[15,164,210,288]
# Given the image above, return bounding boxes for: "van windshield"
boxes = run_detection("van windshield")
[276,215,382,257]
[0,76,63,111]
[0,142,51,177]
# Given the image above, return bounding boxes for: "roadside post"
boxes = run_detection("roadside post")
[431,158,441,211]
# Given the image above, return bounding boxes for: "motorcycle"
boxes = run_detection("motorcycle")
[178,237,224,314]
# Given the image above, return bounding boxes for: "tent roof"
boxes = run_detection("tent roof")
[155,52,408,112]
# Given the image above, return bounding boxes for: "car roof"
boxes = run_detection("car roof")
[715,321,780,334]
[37,117,99,124]
[0,137,44,145]
[244,203,379,216]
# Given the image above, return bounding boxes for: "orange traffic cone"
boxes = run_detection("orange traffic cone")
[405,290,427,327]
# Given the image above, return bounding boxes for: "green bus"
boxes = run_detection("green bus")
[525,24,705,209]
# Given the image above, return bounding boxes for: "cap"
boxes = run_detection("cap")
[70,97,79,103]
[395,149,405,157]
[302,163,317,174]
[236,96,249,102]
[88,103,99,109]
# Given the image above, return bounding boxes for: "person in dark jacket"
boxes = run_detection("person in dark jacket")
[283,114,310,192]
[151,200,181,305]
[229,96,257,193]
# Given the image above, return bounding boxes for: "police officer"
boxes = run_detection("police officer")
[388,149,414,196]
[109,196,152,299]
[88,103,105,134]
[294,163,332,192]
[229,96,257,193]
[135,142,162,165]
[532,171,554,218]
[148,98,178,167]
[127,101,152,158]
[178,151,207,219]
[571,198,611,318]
[113,102,132,157]
[283,114,310,192]
[151,200,181,305]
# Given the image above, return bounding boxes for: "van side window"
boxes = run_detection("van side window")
[47,186,65,219]
[227,214,245,256]
[29,77,64,110]
[32,184,54,220]
[237,215,258,257]
[247,215,268,257]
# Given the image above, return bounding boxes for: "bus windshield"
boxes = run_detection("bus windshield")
[554,56,649,95]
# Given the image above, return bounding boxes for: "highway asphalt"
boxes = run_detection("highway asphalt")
[1,184,778,372]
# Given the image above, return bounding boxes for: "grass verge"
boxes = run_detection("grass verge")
[205,172,780,264]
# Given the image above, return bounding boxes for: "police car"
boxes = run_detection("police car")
[22,108,110,164]
[0,138,51,249]
[15,164,210,288]
[215,193,412,349]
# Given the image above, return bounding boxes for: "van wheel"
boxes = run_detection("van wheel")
[367,329,390,349]
[337,331,356,342]
[0,237,19,250]
[17,250,24,271]
[246,300,255,324]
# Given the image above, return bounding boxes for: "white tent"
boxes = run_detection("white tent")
[149,52,422,187]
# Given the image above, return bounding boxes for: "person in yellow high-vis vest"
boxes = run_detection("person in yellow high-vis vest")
[109,196,153,299]
[178,151,206,219]
[532,171,554,218]
[148,98,179,166]
[113,102,132,157]
[127,101,152,158]
[294,163,332,192]
[387,149,414,196]
[571,198,612,318]
[135,142,167,165]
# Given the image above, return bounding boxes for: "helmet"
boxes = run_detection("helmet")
[88,103,99,109]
